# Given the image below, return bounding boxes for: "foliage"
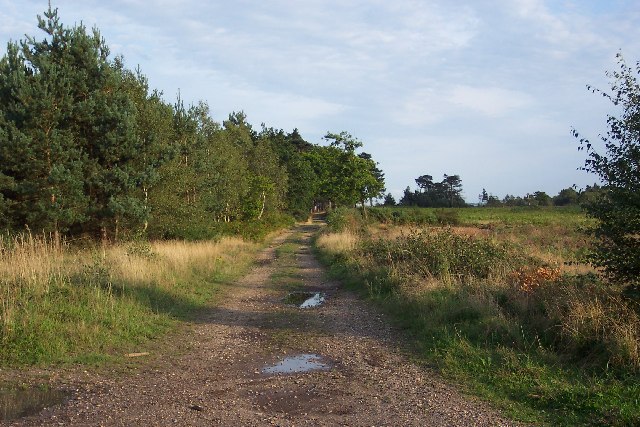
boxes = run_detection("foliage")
[312,132,386,210]
[0,7,386,241]
[0,233,258,366]
[382,193,396,206]
[369,207,436,226]
[476,186,603,208]
[359,230,532,289]
[316,208,640,425]
[400,174,466,207]
[325,207,366,232]
[553,187,579,206]
[0,7,151,240]
[574,53,640,287]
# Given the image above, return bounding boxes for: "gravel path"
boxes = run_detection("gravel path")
[6,223,519,426]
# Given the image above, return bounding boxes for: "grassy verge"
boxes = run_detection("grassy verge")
[315,208,639,426]
[0,234,260,367]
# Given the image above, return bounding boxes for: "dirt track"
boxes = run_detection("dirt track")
[7,223,518,426]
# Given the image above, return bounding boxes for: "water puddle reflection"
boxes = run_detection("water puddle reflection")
[283,292,325,308]
[0,386,69,421]
[262,354,331,375]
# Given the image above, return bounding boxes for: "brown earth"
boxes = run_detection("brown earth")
[5,223,520,426]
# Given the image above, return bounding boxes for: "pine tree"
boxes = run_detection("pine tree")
[0,9,88,239]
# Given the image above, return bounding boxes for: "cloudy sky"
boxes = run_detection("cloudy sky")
[1,1,639,202]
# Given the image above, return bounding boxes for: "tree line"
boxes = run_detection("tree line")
[381,173,603,209]
[477,185,604,207]
[0,7,385,242]
[392,174,465,208]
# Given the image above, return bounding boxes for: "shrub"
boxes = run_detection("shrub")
[359,230,532,285]
[435,209,460,225]
[325,207,364,232]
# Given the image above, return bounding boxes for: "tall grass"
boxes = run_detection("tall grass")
[0,233,257,366]
[316,208,640,425]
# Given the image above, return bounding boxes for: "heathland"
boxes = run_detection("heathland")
[315,206,639,426]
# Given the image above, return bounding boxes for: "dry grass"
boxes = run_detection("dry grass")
[0,233,68,290]
[315,231,358,255]
[319,208,640,424]
[539,283,640,369]
[107,237,252,286]
[0,233,258,365]
[319,220,640,370]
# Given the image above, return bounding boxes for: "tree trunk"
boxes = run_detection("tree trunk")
[257,191,266,220]
[101,225,108,258]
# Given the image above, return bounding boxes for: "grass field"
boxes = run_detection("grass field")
[0,234,259,366]
[316,206,639,426]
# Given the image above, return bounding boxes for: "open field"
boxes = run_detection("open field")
[316,207,640,426]
[0,234,259,367]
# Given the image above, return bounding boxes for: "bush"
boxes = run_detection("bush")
[359,230,533,286]
[325,207,365,232]
[368,207,436,226]
[575,54,640,289]
[434,209,460,225]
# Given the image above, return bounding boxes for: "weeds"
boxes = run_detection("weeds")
[316,207,640,425]
[0,233,257,366]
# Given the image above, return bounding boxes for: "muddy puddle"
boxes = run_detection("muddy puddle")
[0,386,69,421]
[283,292,325,308]
[262,354,331,375]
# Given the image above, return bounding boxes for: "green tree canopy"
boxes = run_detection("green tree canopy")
[400,174,466,208]
[574,53,640,287]
[312,132,385,211]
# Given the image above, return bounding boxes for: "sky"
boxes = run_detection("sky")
[1,0,639,202]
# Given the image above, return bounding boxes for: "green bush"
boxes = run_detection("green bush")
[434,209,460,225]
[325,207,364,232]
[369,207,436,225]
[360,230,532,284]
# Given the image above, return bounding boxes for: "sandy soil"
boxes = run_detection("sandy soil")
[5,223,520,426]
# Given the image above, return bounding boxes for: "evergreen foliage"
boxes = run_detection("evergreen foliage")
[400,174,466,207]
[0,7,385,241]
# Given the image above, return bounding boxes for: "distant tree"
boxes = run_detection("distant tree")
[245,137,287,220]
[400,174,465,207]
[553,187,579,206]
[443,174,464,207]
[415,175,434,193]
[574,53,640,287]
[486,195,502,207]
[287,128,313,152]
[577,184,604,205]
[479,188,489,205]
[358,152,386,206]
[533,191,552,206]
[399,186,417,206]
[503,194,525,206]
[312,132,385,214]
[383,193,396,206]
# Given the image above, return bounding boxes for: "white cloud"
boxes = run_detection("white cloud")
[1,0,639,201]
[393,84,533,127]
[506,0,610,55]
[230,87,350,130]
[450,85,533,117]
